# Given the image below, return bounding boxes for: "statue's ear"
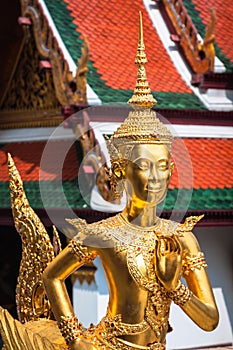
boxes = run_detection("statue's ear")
[170,162,174,177]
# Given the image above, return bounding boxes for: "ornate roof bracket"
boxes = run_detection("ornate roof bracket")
[155,0,216,74]
[19,0,89,106]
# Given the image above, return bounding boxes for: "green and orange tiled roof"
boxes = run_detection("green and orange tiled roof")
[183,0,233,72]
[0,139,232,211]
[167,138,233,210]
[43,0,205,109]
[0,141,86,209]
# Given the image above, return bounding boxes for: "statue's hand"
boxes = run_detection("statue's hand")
[69,339,96,350]
[155,236,182,292]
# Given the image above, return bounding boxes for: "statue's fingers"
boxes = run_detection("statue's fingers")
[166,239,171,252]
[158,238,166,255]
[174,234,182,253]
[165,237,174,252]
[171,237,178,252]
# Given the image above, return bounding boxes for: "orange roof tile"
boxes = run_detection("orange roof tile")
[0,138,232,191]
[170,138,233,190]
[0,140,79,182]
[64,0,192,93]
[190,0,233,63]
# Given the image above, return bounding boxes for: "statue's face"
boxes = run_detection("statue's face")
[124,144,171,205]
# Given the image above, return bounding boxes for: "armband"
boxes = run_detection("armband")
[182,252,207,275]
[68,239,97,263]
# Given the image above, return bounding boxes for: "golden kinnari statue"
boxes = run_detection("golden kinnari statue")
[0,12,218,350]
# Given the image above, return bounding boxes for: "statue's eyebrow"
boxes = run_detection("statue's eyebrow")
[157,159,168,163]
[133,157,149,161]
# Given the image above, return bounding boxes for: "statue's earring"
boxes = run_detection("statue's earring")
[170,162,174,177]
[107,160,126,199]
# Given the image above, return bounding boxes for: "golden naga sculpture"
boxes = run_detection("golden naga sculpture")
[0,12,218,350]
[75,35,89,104]
[162,0,216,74]
[67,35,89,105]
[196,8,216,72]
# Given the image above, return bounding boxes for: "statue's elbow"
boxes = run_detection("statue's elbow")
[42,266,49,288]
[205,318,219,332]
[210,311,219,331]
[42,264,54,289]
[202,309,219,331]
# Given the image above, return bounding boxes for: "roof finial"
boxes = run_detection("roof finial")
[128,11,157,109]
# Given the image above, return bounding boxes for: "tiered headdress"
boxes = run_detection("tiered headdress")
[107,12,173,159]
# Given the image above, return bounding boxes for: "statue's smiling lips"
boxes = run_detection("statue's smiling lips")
[146,183,161,192]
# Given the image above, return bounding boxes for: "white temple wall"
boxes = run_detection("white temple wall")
[194,225,233,326]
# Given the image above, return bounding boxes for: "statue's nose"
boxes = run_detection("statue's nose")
[149,164,159,181]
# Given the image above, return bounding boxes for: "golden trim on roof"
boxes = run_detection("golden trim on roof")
[162,0,216,74]
[20,0,89,106]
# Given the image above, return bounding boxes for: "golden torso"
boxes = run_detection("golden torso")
[70,214,181,346]
[99,248,160,345]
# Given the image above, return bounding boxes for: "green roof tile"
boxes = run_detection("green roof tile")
[1,181,232,210]
[162,187,233,210]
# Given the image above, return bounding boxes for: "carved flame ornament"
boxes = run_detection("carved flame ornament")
[8,153,61,323]
[0,155,66,350]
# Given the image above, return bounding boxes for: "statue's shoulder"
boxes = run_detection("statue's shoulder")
[66,217,88,231]
[66,215,120,241]
[176,214,204,235]
[160,214,204,237]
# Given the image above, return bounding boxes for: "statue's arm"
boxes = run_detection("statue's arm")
[43,245,83,319]
[43,241,97,349]
[179,231,219,331]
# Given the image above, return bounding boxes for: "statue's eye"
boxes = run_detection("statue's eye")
[135,159,150,170]
[158,161,169,171]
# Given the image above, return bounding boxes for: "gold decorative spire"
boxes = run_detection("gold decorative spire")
[106,12,173,158]
[128,11,157,108]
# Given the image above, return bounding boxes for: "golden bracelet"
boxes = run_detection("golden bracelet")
[58,314,83,344]
[168,281,192,307]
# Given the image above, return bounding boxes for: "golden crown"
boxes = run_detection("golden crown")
[107,12,173,159]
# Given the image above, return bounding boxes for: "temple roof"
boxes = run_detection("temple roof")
[0,141,84,209]
[43,0,204,109]
[1,0,233,117]
[0,138,232,219]
[0,1,232,225]
[36,0,233,111]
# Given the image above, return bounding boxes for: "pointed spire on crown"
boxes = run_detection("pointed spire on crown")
[128,12,157,109]
[107,11,173,155]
